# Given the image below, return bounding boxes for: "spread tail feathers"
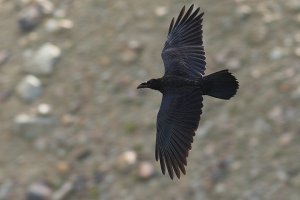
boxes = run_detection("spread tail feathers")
[203,69,239,100]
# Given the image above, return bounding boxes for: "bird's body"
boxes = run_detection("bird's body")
[144,76,199,91]
[137,5,239,179]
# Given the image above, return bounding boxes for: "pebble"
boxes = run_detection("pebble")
[0,50,10,66]
[276,170,289,182]
[24,43,61,75]
[26,182,52,200]
[117,150,137,170]
[154,6,168,17]
[59,19,74,30]
[45,19,74,33]
[236,5,252,19]
[127,40,143,52]
[36,0,54,15]
[138,161,155,179]
[37,103,52,116]
[269,47,285,60]
[214,183,225,193]
[18,5,43,32]
[44,19,60,32]
[13,113,55,139]
[17,75,42,102]
[56,161,71,174]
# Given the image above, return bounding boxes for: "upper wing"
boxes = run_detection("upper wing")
[156,88,203,179]
[161,5,206,78]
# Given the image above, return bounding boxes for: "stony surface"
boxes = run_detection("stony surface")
[0,0,300,199]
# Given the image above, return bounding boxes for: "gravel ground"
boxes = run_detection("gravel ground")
[1,0,300,199]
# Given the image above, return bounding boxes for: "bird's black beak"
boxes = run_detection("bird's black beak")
[137,82,149,89]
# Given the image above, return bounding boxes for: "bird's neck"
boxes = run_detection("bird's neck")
[150,78,163,92]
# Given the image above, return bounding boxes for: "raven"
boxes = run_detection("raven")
[137,5,239,179]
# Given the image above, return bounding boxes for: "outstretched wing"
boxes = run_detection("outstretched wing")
[156,88,203,179]
[161,5,206,78]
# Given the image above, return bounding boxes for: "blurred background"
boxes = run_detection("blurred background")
[1,0,300,199]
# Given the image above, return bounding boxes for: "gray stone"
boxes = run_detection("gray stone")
[24,43,61,75]
[269,47,286,60]
[13,113,55,139]
[18,4,43,32]
[276,170,289,182]
[26,182,52,200]
[17,75,42,103]
[44,19,60,32]
[236,5,252,20]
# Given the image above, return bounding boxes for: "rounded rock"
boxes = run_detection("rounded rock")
[24,43,61,75]
[117,150,137,170]
[26,182,52,200]
[17,75,42,103]
[138,161,155,179]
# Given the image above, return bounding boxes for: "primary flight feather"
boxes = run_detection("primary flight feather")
[137,4,239,179]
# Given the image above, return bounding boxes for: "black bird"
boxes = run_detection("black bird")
[137,5,239,179]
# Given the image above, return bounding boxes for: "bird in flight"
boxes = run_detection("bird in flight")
[137,5,239,179]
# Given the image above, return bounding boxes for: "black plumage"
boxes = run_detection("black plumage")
[137,5,239,179]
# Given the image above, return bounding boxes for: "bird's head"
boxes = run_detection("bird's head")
[137,78,162,91]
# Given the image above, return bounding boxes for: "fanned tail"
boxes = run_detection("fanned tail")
[203,69,239,100]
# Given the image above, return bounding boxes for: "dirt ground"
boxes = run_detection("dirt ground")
[1,0,300,199]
